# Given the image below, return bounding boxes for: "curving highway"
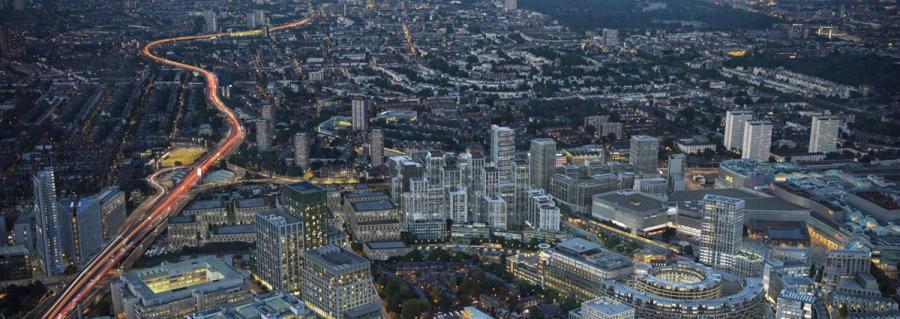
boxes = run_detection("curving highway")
[42,18,312,319]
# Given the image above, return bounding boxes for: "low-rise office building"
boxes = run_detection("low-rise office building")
[111,257,250,319]
[592,191,672,235]
[408,213,448,241]
[206,224,255,245]
[348,199,401,242]
[183,199,229,226]
[0,245,32,280]
[234,197,269,225]
[363,241,413,261]
[167,215,204,250]
[569,296,635,319]
[543,238,633,300]
[187,292,309,319]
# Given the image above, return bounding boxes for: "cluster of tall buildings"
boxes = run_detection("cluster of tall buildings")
[112,181,380,319]
[29,168,126,276]
[724,110,842,161]
[252,182,381,319]
[291,98,384,169]
[385,125,675,241]
[247,9,267,28]
[387,125,564,239]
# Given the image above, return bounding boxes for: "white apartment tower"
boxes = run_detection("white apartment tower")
[724,110,754,151]
[255,119,271,152]
[629,135,659,174]
[699,195,745,272]
[294,132,309,169]
[257,105,273,152]
[490,125,515,182]
[529,138,557,190]
[352,99,367,130]
[809,115,842,154]
[255,209,304,294]
[370,129,384,167]
[667,154,686,193]
[741,120,773,161]
[448,188,468,224]
[482,195,508,230]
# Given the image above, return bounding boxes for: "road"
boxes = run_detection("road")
[125,165,188,224]
[42,18,312,319]
[21,165,186,319]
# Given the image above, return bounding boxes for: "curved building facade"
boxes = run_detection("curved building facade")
[631,262,723,300]
[601,261,764,319]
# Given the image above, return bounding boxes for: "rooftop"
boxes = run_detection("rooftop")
[582,297,633,316]
[120,256,244,304]
[557,237,604,255]
[187,292,306,319]
[344,191,388,201]
[365,241,408,249]
[594,190,667,215]
[169,215,196,224]
[351,199,396,212]
[186,199,224,211]
[284,182,325,195]
[235,197,266,208]
[256,208,300,225]
[553,238,632,270]
[0,245,29,256]
[671,188,759,202]
[342,301,382,318]
[703,194,747,205]
[213,224,255,235]
[305,244,370,270]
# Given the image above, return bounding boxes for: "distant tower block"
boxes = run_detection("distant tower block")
[741,120,772,161]
[667,154,686,193]
[724,110,753,152]
[255,120,271,152]
[629,135,659,174]
[809,115,842,154]
[370,129,384,167]
[352,99,367,130]
[504,0,517,11]
[204,12,217,33]
[294,132,309,168]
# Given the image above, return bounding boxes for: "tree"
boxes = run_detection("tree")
[426,248,450,262]
[682,245,694,257]
[584,125,597,137]
[870,262,895,297]
[428,286,442,304]
[661,228,676,241]
[702,148,716,160]
[400,299,429,319]
[561,296,580,312]
[400,250,423,262]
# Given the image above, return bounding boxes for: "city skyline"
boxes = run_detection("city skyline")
[0,0,897,319]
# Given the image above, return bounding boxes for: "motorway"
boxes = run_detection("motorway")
[42,18,312,319]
